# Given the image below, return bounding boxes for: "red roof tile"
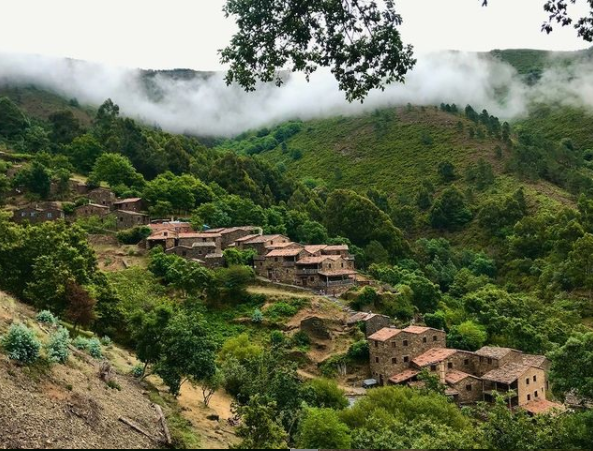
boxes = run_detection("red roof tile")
[412,348,458,367]
[482,363,532,385]
[403,326,441,335]
[389,370,419,384]
[445,370,478,385]
[476,346,517,360]
[368,327,402,342]
[266,247,304,257]
[521,399,565,415]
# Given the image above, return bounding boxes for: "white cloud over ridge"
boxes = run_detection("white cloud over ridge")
[0,51,592,137]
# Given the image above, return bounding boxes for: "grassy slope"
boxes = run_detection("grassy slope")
[248,107,502,194]
[516,105,593,150]
[0,85,95,126]
[489,47,593,74]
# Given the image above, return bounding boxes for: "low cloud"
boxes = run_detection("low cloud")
[0,51,591,137]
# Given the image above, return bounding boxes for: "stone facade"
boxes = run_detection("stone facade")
[369,327,447,385]
[346,312,391,337]
[12,206,65,224]
[113,198,145,213]
[116,210,149,230]
[74,203,111,220]
[370,327,552,408]
[88,188,116,207]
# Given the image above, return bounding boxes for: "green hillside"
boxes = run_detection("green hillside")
[517,104,593,150]
[489,47,593,76]
[0,85,95,126]
[224,107,503,194]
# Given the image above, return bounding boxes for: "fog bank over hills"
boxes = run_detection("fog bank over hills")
[0,50,592,137]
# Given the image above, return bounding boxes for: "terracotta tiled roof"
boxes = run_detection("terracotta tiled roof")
[304,245,328,254]
[117,210,147,216]
[346,312,386,324]
[368,327,402,342]
[324,245,350,252]
[192,242,217,248]
[445,370,477,385]
[77,203,109,210]
[266,247,303,257]
[521,399,565,415]
[297,255,341,265]
[235,234,261,243]
[522,354,549,369]
[244,234,286,244]
[114,198,142,204]
[179,232,221,239]
[389,370,419,384]
[412,348,458,367]
[318,269,357,277]
[482,363,531,385]
[403,326,442,335]
[476,346,517,360]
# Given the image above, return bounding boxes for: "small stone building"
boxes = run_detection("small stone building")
[74,203,111,220]
[116,210,149,230]
[370,327,554,409]
[113,198,145,213]
[236,234,291,255]
[12,205,65,225]
[300,317,331,340]
[346,312,391,337]
[88,188,116,207]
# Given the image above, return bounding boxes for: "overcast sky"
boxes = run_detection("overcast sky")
[0,0,590,70]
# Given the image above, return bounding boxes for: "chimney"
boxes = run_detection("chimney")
[439,362,446,385]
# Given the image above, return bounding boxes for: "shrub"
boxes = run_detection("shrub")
[106,380,122,391]
[1,324,41,364]
[46,327,71,364]
[269,330,285,346]
[292,331,311,348]
[36,310,57,325]
[117,226,151,245]
[100,336,112,347]
[130,364,144,378]
[87,338,103,359]
[265,302,298,321]
[73,336,89,350]
[347,340,370,361]
[251,309,264,324]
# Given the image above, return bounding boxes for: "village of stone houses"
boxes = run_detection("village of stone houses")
[0,167,572,422]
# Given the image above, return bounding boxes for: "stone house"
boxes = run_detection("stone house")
[445,370,484,404]
[177,232,222,250]
[346,312,391,337]
[113,198,145,213]
[74,203,111,220]
[236,234,291,255]
[88,188,116,207]
[368,326,447,385]
[259,246,306,282]
[204,253,225,268]
[70,180,90,195]
[206,226,262,249]
[116,210,149,230]
[482,362,547,407]
[12,205,65,225]
[370,328,554,410]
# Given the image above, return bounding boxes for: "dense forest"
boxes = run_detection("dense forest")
[1,48,593,448]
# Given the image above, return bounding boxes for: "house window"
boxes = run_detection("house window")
[275,257,279,262]
[527,394,531,401]
[374,341,379,348]
[448,362,453,369]
[182,251,187,257]
[464,359,470,366]
[310,277,314,282]
[488,358,493,365]
[433,335,438,341]
[423,337,427,343]
[403,356,409,363]
[403,340,409,347]
[533,375,537,382]
[392,342,396,348]
[430,365,437,372]
[466,384,472,391]
[392,358,397,364]
[526,378,530,385]
[375,357,380,363]
[535,391,539,398]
